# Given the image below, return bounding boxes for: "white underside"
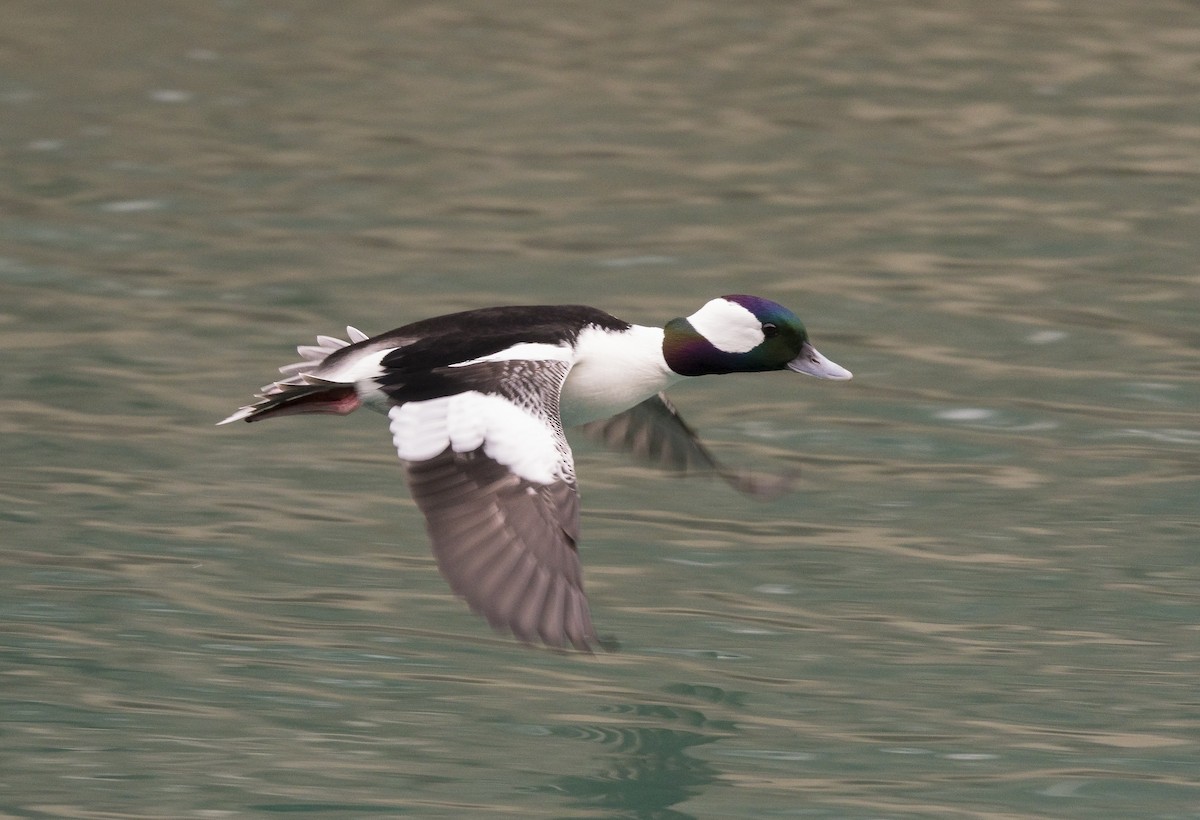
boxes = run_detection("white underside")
[559,324,681,427]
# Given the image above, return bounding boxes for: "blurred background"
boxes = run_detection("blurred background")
[2,1,1198,817]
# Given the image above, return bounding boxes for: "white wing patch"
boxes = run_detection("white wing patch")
[389,392,566,485]
[448,342,574,367]
[686,297,764,353]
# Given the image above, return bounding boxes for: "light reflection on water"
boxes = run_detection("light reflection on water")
[4,0,1200,817]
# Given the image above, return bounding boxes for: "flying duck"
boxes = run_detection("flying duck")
[220,295,851,650]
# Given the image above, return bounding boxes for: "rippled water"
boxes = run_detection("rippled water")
[3,2,1199,817]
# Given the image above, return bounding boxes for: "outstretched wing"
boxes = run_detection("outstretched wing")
[579,393,794,500]
[385,351,598,651]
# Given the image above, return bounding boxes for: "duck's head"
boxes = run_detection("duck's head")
[663,295,852,379]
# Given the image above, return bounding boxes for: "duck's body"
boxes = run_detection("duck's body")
[220,295,851,650]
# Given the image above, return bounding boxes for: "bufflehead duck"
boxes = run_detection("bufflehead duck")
[220,295,851,651]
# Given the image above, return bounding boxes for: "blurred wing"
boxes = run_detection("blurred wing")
[579,393,794,500]
[386,355,598,651]
[579,393,721,473]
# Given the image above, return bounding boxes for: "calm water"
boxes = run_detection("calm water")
[3,2,1199,817]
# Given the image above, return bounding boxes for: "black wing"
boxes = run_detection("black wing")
[404,449,595,650]
[386,355,598,651]
[579,394,794,500]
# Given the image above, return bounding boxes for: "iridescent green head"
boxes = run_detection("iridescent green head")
[663,295,852,379]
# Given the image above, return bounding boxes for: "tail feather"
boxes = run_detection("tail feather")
[218,381,362,425]
[219,326,369,425]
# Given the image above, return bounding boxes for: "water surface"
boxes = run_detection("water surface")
[3,1,1199,817]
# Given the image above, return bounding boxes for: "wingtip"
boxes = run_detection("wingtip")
[721,467,797,501]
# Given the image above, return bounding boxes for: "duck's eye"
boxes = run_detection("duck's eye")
[762,322,779,338]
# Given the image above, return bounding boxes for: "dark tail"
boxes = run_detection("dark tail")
[218,381,361,425]
[219,325,371,425]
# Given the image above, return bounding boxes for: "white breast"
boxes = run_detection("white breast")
[560,324,683,427]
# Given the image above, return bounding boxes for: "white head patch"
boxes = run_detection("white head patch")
[686,298,764,353]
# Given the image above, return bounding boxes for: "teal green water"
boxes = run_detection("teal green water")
[3,2,1199,817]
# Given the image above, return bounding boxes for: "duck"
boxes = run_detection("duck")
[219,295,851,651]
